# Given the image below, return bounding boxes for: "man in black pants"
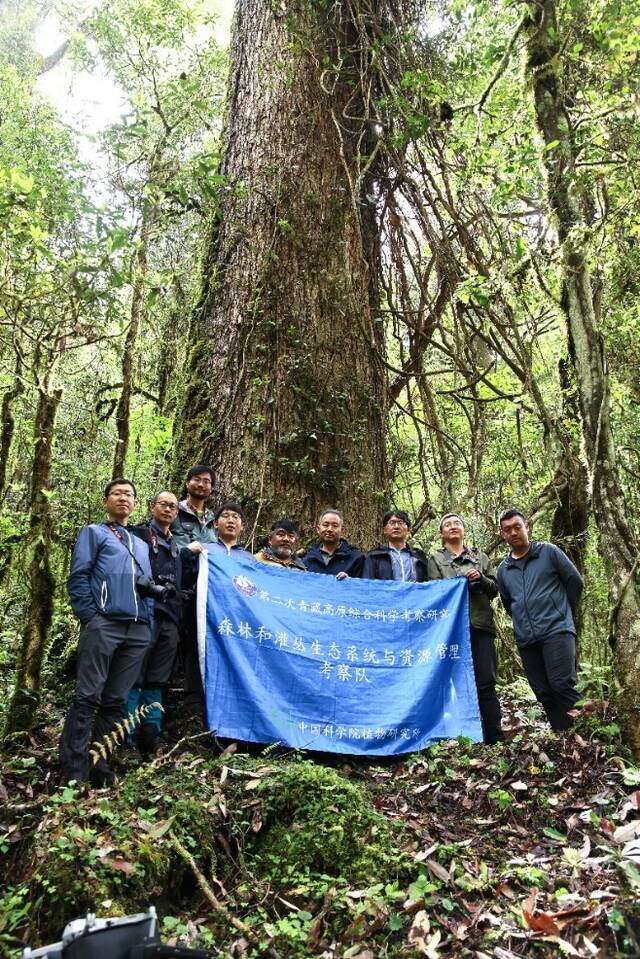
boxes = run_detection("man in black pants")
[61,479,153,786]
[170,465,217,722]
[497,508,584,732]
[128,490,203,756]
[427,513,503,745]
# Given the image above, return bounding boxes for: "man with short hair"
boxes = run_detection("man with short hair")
[211,501,250,557]
[363,509,428,581]
[497,508,584,732]
[170,465,217,719]
[128,491,203,757]
[303,509,364,579]
[255,519,307,571]
[61,479,153,785]
[170,465,217,547]
[427,513,503,744]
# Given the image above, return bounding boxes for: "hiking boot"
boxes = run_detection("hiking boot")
[89,758,118,787]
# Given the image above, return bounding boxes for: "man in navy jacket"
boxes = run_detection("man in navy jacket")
[60,479,153,785]
[363,510,428,582]
[303,509,364,579]
[497,508,584,731]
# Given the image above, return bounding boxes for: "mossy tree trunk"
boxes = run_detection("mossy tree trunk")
[4,383,62,736]
[172,0,390,545]
[524,0,640,754]
[112,208,154,479]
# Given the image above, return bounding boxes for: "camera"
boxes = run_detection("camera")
[23,908,212,959]
[135,576,177,604]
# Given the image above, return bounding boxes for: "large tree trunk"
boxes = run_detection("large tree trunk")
[4,385,62,737]
[524,0,640,755]
[172,0,389,545]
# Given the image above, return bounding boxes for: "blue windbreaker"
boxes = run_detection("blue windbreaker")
[67,522,153,625]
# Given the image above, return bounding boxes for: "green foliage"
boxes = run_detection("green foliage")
[253,760,397,880]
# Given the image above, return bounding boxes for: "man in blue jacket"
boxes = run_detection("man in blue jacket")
[60,478,154,786]
[497,508,584,732]
[303,509,364,579]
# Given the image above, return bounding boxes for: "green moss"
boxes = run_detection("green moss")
[250,760,396,880]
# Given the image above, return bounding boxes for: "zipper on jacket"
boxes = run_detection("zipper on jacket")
[125,528,139,621]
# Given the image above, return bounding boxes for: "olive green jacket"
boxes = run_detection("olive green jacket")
[427,546,498,634]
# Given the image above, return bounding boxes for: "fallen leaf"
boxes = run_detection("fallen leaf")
[522,909,561,935]
[426,858,451,883]
[511,781,528,791]
[613,820,640,844]
[103,857,136,875]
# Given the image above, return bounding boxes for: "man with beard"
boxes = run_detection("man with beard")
[170,465,217,721]
[255,519,307,571]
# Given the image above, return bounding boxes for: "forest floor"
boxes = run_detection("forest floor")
[2,683,640,959]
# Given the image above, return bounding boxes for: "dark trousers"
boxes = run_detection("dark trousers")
[128,613,179,737]
[519,631,579,731]
[180,598,204,716]
[470,628,503,744]
[59,614,151,782]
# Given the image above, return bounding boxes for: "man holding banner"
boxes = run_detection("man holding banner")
[197,545,483,755]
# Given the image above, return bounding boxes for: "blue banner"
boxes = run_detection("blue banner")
[197,550,482,755]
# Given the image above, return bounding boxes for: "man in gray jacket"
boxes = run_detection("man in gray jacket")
[497,509,584,731]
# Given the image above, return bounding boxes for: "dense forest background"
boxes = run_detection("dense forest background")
[2,0,640,955]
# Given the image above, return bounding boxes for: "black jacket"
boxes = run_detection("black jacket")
[363,543,428,582]
[303,539,364,577]
[131,521,196,624]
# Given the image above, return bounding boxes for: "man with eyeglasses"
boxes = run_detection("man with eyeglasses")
[210,501,250,556]
[127,491,204,757]
[363,510,428,581]
[61,478,154,786]
[170,465,217,548]
[170,465,217,721]
[255,519,307,571]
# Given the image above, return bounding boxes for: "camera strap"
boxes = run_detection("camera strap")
[105,522,148,578]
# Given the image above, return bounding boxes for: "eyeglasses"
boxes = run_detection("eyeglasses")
[218,511,241,521]
[154,501,178,510]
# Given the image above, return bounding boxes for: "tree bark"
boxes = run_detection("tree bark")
[172,0,390,545]
[4,386,62,737]
[112,215,151,478]
[524,0,640,755]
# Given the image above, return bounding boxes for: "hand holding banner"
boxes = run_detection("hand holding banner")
[198,551,482,755]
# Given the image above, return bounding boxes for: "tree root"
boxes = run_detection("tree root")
[169,832,282,959]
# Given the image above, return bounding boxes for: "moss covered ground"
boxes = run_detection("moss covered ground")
[2,688,640,958]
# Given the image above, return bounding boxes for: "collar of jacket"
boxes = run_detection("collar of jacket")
[313,538,353,558]
[370,542,421,557]
[440,545,477,563]
[503,540,542,568]
[178,499,214,523]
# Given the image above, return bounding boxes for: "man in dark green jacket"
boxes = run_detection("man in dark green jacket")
[427,513,503,745]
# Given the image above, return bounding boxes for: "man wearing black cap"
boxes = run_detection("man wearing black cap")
[255,519,307,571]
[427,513,503,744]
[363,510,428,581]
